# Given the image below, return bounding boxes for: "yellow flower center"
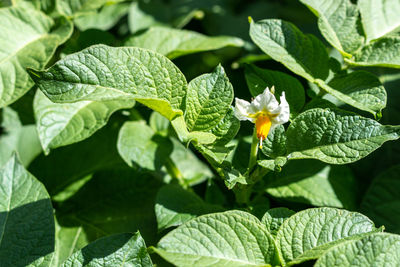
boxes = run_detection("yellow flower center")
[255,115,271,149]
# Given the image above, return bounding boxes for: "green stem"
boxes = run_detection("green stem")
[249,165,270,184]
[164,157,187,189]
[233,184,252,205]
[248,128,259,171]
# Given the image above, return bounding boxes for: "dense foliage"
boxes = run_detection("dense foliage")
[1,0,400,266]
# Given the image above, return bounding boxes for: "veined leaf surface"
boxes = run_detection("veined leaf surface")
[0,5,72,107]
[287,108,400,164]
[29,44,187,121]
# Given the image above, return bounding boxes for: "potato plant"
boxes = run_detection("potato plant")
[1,0,400,266]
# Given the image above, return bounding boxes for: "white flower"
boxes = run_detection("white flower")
[234,86,289,148]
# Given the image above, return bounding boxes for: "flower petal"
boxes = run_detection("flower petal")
[272,92,290,125]
[250,87,279,113]
[234,98,253,121]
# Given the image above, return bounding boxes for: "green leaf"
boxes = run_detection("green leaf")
[249,19,329,82]
[196,143,236,166]
[257,157,288,172]
[125,26,244,59]
[52,175,92,203]
[127,0,211,33]
[318,71,387,117]
[0,5,73,108]
[358,0,400,41]
[166,138,213,186]
[261,208,295,237]
[249,19,385,115]
[117,121,173,171]
[74,2,130,31]
[185,65,234,132]
[149,111,170,136]
[57,0,109,17]
[265,160,358,209]
[53,220,89,267]
[209,107,240,145]
[0,155,54,266]
[154,210,280,266]
[0,107,42,167]
[276,207,377,265]
[29,44,187,121]
[303,98,337,111]
[155,184,224,231]
[361,165,400,234]
[56,169,163,245]
[286,108,400,164]
[61,29,115,56]
[62,232,153,267]
[299,0,364,56]
[223,167,247,189]
[315,233,400,267]
[349,37,400,68]
[261,125,287,158]
[34,90,134,154]
[28,116,126,196]
[13,0,55,13]
[244,65,305,116]
[171,114,217,145]
[127,2,164,33]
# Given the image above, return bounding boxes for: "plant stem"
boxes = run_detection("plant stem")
[233,184,252,205]
[248,128,259,171]
[164,157,187,189]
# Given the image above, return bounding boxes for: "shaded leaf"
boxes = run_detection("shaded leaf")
[265,160,358,209]
[166,138,213,186]
[56,169,163,245]
[0,107,41,167]
[0,155,54,266]
[62,232,152,267]
[155,184,224,231]
[34,90,134,153]
[125,26,244,59]
[53,220,88,267]
[57,0,109,17]
[28,116,126,196]
[361,165,400,234]
[117,121,173,171]
[74,2,130,31]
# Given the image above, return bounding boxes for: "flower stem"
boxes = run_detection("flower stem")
[248,128,259,171]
